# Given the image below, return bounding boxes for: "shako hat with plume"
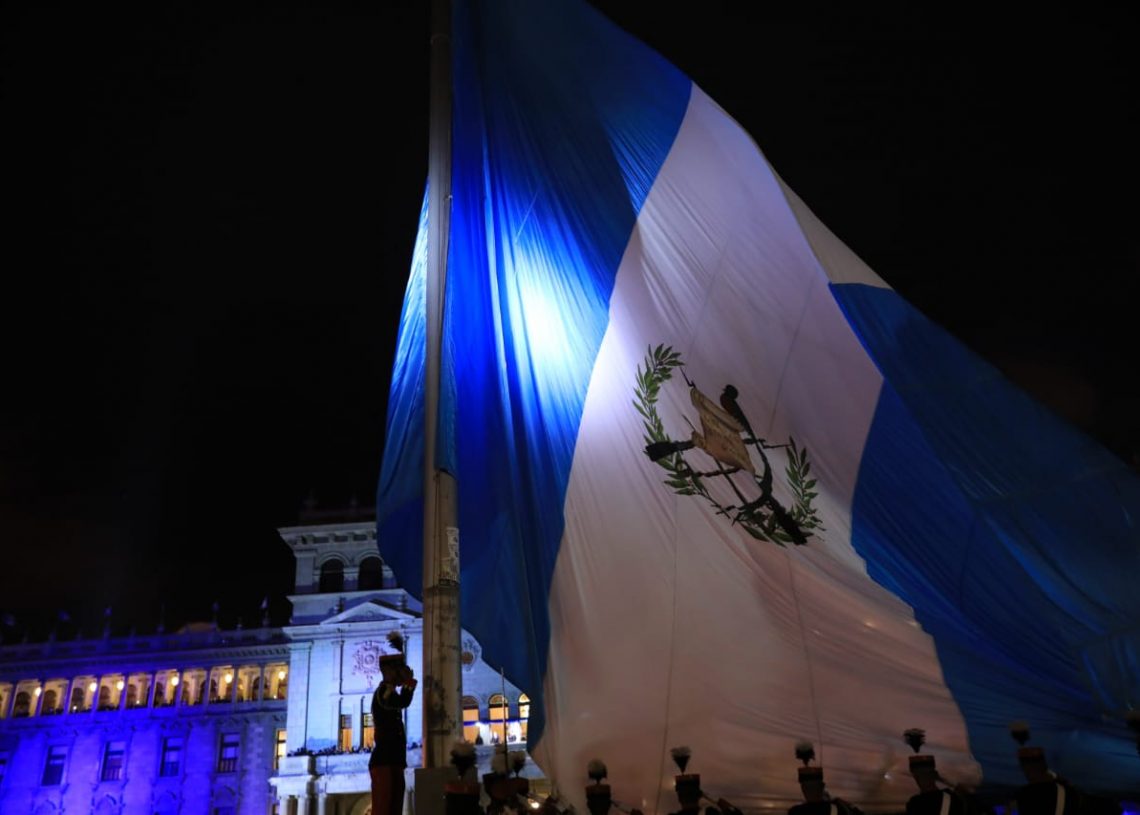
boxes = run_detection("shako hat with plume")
[795,740,823,784]
[1009,720,1045,763]
[381,630,406,665]
[484,745,516,803]
[586,759,612,804]
[445,741,482,815]
[670,746,700,793]
[904,728,936,773]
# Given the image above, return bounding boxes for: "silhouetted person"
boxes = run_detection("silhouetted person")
[371,632,416,815]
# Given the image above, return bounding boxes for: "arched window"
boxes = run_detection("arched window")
[70,686,85,712]
[12,692,30,717]
[42,689,58,714]
[462,696,480,743]
[518,693,530,741]
[97,685,112,710]
[319,559,345,594]
[154,682,165,706]
[125,684,138,707]
[358,556,384,590]
[251,676,261,699]
[488,693,507,744]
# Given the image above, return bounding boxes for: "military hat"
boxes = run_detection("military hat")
[380,630,406,664]
[795,741,823,784]
[586,759,613,812]
[670,746,699,792]
[1009,721,1046,763]
[904,729,937,773]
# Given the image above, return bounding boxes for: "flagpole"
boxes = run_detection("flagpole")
[421,0,462,775]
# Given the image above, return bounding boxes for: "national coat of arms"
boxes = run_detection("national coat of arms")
[635,345,823,546]
[352,640,384,683]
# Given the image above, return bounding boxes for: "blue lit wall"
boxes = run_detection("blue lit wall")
[0,638,288,814]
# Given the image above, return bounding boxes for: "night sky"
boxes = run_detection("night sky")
[2,4,1136,641]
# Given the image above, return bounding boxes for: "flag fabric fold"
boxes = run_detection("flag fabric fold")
[377,0,1140,809]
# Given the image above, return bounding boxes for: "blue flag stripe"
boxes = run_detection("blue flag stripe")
[831,281,1140,793]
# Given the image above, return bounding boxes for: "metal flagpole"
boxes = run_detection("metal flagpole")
[421,0,462,779]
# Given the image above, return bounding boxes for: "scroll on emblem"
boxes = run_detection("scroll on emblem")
[689,387,755,474]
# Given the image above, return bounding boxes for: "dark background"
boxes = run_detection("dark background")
[2,4,1136,641]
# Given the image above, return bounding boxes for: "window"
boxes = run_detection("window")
[101,740,126,781]
[274,729,287,769]
[362,713,375,750]
[12,691,30,717]
[97,684,113,711]
[462,696,480,743]
[518,693,530,741]
[69,686,85,712]
[339,714,354,751]
[217,733,239,773]
[42,689,58,714]
[319,558,345,593]
[42,745,67,786]
[358,556,384,590]
[488,694,508,745]
[160,736,183,777]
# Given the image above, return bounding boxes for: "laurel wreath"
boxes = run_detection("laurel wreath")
[634,344,823,546]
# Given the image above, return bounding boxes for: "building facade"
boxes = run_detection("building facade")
[0,521,538,814]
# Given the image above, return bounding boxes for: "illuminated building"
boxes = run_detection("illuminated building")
[0,521,533,813]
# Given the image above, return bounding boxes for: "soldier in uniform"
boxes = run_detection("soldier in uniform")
[585,758,646,815]
[585,770,614,815]
[668,770,716,815]
[483,747,514,815]
[370,631,417,815]
[903,728,986,815]
[446,740,484,815]
[788,766,841,815]
[905,753,984,815]
[788,741,860,815]
[1008,722,1101,815]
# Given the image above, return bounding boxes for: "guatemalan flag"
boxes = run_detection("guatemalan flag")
[377,0,1140,810]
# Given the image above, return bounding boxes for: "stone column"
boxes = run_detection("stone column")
[61,677,77,715]
[173,672,183,708]
[298,793,312,815]
[32,683,45,717]
[317,793,328,815]
[118,678,130,710]
[230,669,240,704]
[258,666,266,702]
[147,672,159,708]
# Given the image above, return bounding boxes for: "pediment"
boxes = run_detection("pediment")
[319,600,418,627]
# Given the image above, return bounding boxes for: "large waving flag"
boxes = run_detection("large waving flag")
[377,0,1140,809]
